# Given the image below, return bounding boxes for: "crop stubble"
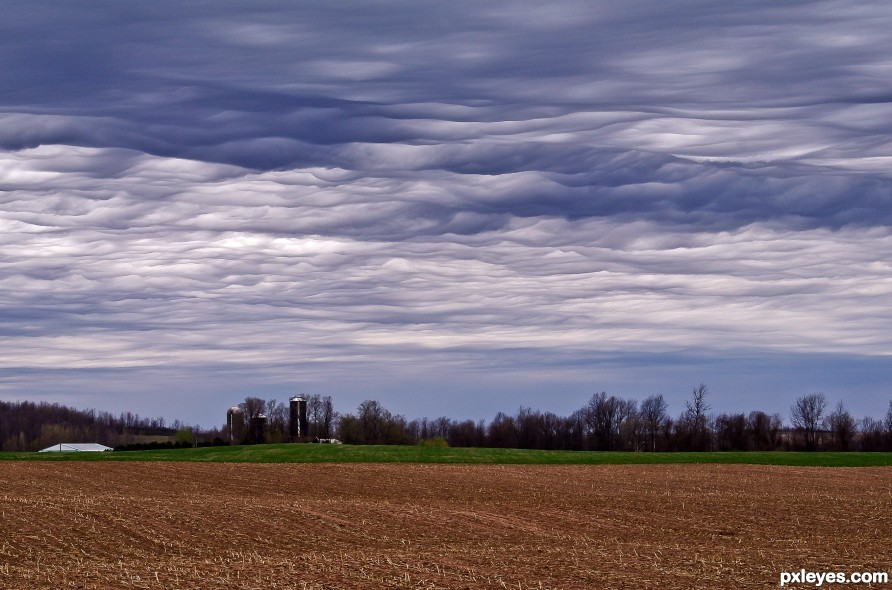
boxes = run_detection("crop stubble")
[1,462,890,589]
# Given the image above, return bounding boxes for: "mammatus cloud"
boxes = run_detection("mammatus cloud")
[2,1,892,422]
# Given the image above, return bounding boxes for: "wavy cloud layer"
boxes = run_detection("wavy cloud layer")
[2,1,891,422]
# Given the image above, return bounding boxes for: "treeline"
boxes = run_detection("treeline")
[6,386,892,453]
[335,386,892,452]
[0,400,212,451]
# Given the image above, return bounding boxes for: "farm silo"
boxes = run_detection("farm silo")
[226,406,245,444]
[250,414,268,445]
[289,396,308,441]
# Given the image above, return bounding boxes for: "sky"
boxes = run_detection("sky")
[2,1,892,428]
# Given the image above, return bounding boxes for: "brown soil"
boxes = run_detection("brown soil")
[1,462,890,589]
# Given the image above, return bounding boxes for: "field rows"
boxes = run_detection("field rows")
[1,463,890,589]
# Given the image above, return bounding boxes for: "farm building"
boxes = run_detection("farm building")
[38,443,113,453]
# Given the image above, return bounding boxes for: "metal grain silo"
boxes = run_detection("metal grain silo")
[226,406,245,444]
[250,413,268,445]
[289,396,308,441]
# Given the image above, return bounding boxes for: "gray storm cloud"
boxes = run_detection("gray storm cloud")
[2,0,892,421]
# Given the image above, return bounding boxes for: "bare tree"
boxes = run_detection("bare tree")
[860,416,885,451]
[539,412,563,450]
[320,396,335,439]
[747,411,771,451]
[584,392,606,449]
[335,412,359,443]
[769,413,784,449]
[264,400,288,443]
[487,412,518,448]
[239,397,266,421]
[564,410,587,451]
[585,392,624,451]
[447,419,486,447]
[357,400,387,444]
[825,401,856,451]
[683,383,711,451]
[433,416,451,439]
[304,394,319,439]
[515,406,542,449]
[640,394,668,452]
[351,400,410,444]
[714,413,748,451]
[686,384,710,421]
[791,393,826,451]
[617,400,640,451]
[417,417,430,440]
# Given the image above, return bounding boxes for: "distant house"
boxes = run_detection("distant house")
[38,443,113,453]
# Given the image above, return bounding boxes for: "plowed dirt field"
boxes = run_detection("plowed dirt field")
[1,462,890,589]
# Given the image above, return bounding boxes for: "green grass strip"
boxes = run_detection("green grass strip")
[2,444,892,466]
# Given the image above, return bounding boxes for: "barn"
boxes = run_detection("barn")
[38,443,113,453]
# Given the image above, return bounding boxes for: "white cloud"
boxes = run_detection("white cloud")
[3,1,892,422]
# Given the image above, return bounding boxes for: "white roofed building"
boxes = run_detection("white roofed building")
[38,443,113,453]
